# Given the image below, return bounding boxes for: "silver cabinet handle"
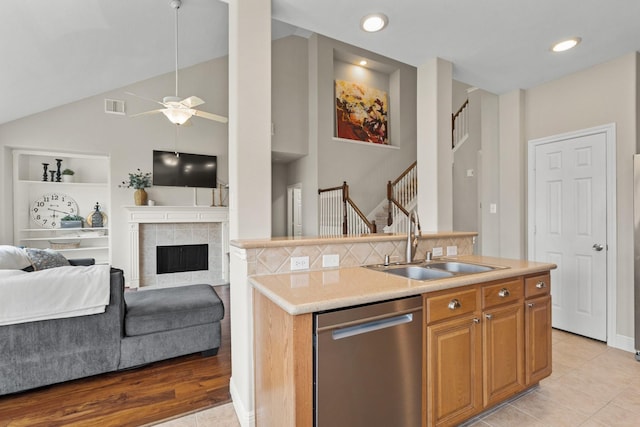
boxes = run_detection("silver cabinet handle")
[527,303,535,308]
[485,314,493,320]
[536,281,546,289]
[448,299,461,310]
[498,288,510,298]
[473,318,480,324]
[592,243,604,251]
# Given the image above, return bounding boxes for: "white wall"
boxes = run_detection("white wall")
[0,57,229,282]
[314,35,417,217]
[272,36,309,160]
[523,52,639,340]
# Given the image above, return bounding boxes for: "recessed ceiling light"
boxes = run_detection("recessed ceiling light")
[361,13,388,32]
[359,60,368,66]
[551,37,581,52]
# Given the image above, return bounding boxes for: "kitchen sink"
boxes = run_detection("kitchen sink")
[426,261,495,274]
[385,266,454,281]
[364,259,506,281]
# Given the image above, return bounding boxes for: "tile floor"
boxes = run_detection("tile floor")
[154,329,640,427]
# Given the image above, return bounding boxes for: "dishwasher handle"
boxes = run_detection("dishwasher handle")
[331,313,414,340]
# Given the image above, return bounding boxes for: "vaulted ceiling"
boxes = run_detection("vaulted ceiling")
[2,0,639,125]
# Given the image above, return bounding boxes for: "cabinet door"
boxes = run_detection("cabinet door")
[525,295,552,385]
[426,315,482,427]
[483,303,525,407]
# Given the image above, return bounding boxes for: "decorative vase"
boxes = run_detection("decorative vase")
[62,175,73,183]
[134,188,148,206]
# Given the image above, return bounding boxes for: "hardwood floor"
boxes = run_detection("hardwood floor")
[0,285,231,427]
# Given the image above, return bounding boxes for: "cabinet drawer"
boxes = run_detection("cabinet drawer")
[525,274,551,298]
[426,288,478,324]
[482,278,523,309]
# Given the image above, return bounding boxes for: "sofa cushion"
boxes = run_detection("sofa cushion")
[25,248,70,271]
[0,245,32,270]
[124,284,224,337]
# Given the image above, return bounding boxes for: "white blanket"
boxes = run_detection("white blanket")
[0,265,111,326]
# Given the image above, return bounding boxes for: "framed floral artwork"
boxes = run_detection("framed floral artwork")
[335,79,388,145]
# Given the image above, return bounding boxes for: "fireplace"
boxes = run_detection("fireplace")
[156,244,208,274]
[124,206,229,289]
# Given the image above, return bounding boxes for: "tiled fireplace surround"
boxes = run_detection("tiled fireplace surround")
[124,206,229,289]
[139,222,223,287]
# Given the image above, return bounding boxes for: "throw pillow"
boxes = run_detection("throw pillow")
[25,248,70,271]
[0,245,32,270]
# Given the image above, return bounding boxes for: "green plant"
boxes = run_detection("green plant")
[120,168,152,189]
[62,168,75,175]
[61,214,84,221]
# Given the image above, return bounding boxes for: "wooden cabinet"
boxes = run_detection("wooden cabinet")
[481,278,525,407]
[12,149,111,264]
[482,302,524,406]
[253,269,553,427]
[424,277,532,427]
[424,289,482,427]
[524,274,552,385]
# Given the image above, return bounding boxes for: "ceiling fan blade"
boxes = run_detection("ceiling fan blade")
[129,109,166,118]
[180,96,205,108]
[125,91,166,107]
[191,109,228,123]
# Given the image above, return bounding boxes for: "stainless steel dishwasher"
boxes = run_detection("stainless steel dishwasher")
[314,295,422,427]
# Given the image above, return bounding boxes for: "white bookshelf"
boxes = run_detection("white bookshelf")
[12,149,111,264]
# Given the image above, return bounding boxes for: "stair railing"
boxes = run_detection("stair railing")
[385,161,417,233]
[452,99,469,149]
[318,182,377,236]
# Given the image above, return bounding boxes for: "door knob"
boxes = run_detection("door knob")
[592,243,604,252]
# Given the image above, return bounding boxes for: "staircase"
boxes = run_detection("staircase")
[365,161,418,233]
[318,182,377,236]
[318,98,469,236]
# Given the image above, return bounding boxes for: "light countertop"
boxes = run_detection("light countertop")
[249,255,556,315]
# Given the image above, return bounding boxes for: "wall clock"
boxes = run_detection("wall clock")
[30,192,79,228]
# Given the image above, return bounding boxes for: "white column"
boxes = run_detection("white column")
[416,58,453,231]
[128,222,140,289]
[228,0,271,425]
[499,89,525,258]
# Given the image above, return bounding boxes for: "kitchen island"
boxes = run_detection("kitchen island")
[248,246,555,427]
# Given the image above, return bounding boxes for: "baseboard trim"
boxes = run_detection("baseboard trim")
[229,377,255,427]
[609,333,635,353]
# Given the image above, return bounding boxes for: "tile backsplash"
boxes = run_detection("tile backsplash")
[245,236,475,276]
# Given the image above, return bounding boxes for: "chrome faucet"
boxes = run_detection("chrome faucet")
[406,209,421,263]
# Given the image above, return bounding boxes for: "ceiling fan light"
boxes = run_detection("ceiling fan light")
[361,13,388,32]
[162,108,192,125]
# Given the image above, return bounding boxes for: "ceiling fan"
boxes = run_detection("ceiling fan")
[128,0,228,126]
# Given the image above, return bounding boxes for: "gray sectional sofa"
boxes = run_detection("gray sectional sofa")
[0,260,224,396]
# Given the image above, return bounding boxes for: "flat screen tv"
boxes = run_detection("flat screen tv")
[152,150,217,188]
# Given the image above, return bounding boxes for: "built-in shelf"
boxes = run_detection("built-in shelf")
[12,149,111,264]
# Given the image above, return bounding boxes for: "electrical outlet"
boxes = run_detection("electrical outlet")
[322,254,340,268]
[446,246,458,256]
[432,247,443,257]
[290,256,309,271]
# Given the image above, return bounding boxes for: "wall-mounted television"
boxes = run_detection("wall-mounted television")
[152,150,217,188]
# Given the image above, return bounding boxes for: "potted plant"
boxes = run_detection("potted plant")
[61,168,75,183]
[120,168,152,206]
[60,214,84,228]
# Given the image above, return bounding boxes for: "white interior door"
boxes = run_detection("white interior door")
[287,184,302,237]
[531,132,608,341]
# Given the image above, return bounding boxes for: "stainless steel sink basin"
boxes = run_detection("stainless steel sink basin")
[364,259,506,281]
[426,261,495,274]
[385,266,454,281]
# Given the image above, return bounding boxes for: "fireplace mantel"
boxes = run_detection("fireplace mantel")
[124,206,229,289]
